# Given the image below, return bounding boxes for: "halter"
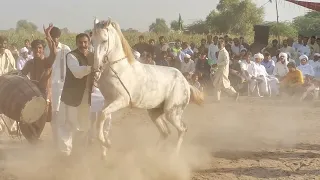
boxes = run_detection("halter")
[94,30,133,108]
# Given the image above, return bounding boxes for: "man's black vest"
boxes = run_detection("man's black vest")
[61,49,94,107]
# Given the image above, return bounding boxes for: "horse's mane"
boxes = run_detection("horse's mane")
[110,21,135,64]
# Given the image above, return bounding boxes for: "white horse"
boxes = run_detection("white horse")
[92,18,204,158]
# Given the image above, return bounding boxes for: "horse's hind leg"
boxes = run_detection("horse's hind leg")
[166,108,187,155]
[147,108,171,150]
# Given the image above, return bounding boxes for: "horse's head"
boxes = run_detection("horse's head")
[92,17,134,71]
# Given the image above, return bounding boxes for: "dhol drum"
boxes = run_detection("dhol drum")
[0,70,47,123]
[0,70,48,143]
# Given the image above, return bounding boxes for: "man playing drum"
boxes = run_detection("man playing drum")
[44,26,71,148]
[58,33,94,157]
[21,24,57,143]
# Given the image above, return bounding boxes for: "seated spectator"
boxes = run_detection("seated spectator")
[180,54,195,75]
[273,52,289,80]
[247,53,279,97]
[190,73,203,91]
[142,53,156,65]
[178,42,194,62]
[195,52,210,80]
[156,51,169,66]
[280,62,304,97]
[261,52,275,75]
[271,49,281,63]
[297,55,314,78]
[239,48,247,59]
[240,52,253,79]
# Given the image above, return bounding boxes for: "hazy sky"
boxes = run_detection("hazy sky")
[0,0,317,32]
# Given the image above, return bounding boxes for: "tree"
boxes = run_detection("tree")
[16,20,38,32]
[61,28,70,34]
[170,20,184,31]
[206,0,264,35]
[186,20,209,34]
[264,21,297,38]
[149,18,170,34]
[293,11,320,37]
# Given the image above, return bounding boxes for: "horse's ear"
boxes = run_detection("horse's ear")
[94,17,100,29]
[104,18,112,28]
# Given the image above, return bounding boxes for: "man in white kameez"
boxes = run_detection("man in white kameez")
[212,39,239,102]
[44,26,71,148]
[180,54,195,74]
[57,33,94,157]
[273,52,289,80]
[0,36,18,135]
[248,53,279,97]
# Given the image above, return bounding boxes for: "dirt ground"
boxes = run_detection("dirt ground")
[1,96,320,180]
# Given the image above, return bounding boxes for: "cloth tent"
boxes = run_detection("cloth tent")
[285,0,320,11]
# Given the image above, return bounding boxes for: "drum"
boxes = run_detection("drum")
[0,72,47,124]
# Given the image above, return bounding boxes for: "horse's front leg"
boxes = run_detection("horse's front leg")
[97,98,128,157]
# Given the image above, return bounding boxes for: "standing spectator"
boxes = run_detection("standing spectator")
[16,47,32,70]
[240,37,250,50]
[212,39,239,102]
[0,36,16,75]
[133,35,150,54]
[154,36,169,61]
[308,36,320,59]
[297,36,311,57]
[231,38,244,56]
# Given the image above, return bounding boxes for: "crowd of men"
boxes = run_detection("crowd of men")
[0,25,319,158]
[133,34,320,101]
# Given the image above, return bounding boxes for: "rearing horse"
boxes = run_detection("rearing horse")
[92,18,204,158]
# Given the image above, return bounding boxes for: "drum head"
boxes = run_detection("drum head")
[19,116,46,144]
[21,96,46,123]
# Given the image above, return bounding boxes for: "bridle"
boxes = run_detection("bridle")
[93,27,133,108]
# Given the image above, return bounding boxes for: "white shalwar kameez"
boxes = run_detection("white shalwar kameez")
[212,47,237,101]
[45,43,71,146]
[57,54,91,156]
[248,54,279,96]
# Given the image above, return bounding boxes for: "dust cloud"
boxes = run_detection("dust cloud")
[1,99,319,180]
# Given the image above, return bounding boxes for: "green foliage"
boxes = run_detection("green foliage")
[206,0,264,35]
[264,21,297,38]
[16,20,38,33]
[186,20,209,34]
[170,20,184,31]
[293,11,320,37]
[149,18,170,34]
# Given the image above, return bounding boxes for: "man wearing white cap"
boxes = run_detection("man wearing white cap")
[180,54,195,74]
[297,55,314,78]
[212,39,239,101]
[247,53,279,96]
[16,47,32,70]
[273,52,289,80]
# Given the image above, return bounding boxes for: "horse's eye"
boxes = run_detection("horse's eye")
[102,40,108,44]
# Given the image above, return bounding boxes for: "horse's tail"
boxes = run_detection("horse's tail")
[189,85,204,106]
